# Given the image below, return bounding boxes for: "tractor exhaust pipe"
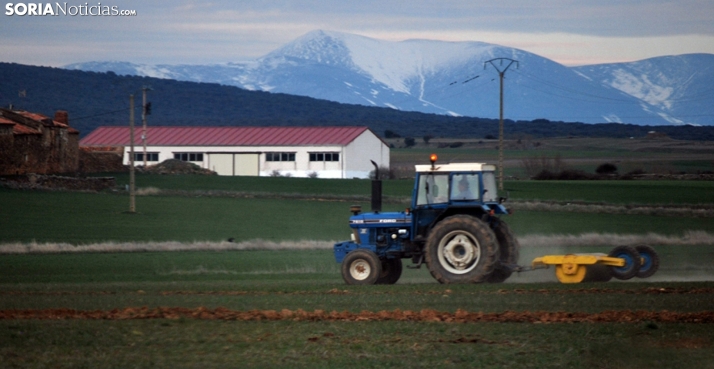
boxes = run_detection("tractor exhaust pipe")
[370,160,382,213]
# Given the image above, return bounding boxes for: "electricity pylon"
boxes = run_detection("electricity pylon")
[484,58,518,191]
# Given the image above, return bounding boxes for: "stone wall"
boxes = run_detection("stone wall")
[0,174,116,191]
[78,146,126,173]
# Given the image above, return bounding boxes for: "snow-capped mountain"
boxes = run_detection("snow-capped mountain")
[572,54,714,126]
[65,30,712,126]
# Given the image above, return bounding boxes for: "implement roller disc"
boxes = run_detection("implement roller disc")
[582,264,613,283]
[554,255,587,283]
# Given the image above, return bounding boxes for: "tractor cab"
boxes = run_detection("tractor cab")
[411,159,509,242]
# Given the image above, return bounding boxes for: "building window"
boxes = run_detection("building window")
[133,152,159,162]
[174,152,204,162]
[266,152,295,162]
[309,152,339,162]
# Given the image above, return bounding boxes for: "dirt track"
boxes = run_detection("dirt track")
[5,287,714,324]
[2,307,713,323]
[3,287,712,323]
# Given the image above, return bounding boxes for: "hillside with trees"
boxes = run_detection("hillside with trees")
[1,62,713,140]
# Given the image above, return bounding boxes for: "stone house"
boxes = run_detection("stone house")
[0,108,79,175]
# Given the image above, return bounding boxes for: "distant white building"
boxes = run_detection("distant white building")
[80,126,389,179]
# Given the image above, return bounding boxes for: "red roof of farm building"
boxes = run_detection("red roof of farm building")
[80,126,375,146]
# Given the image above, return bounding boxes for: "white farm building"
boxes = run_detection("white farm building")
[80,126,389,179]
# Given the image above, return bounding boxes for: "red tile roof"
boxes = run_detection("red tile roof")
[0,110,78,134]
[0,117,15,125]
[15,111,78,133]
[80,126,374,146]
[0,116,41,135]
[13,124,42,135]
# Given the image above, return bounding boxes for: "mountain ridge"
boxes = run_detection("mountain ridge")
[3,61,714,142]
[64,30,713,126]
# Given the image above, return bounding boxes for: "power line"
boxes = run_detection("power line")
[70,107,136,121]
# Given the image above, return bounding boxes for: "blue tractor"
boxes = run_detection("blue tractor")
[333,155,519,284]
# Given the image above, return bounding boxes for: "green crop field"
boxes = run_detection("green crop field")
[2,173,713,368]
[388,136,714,179]
[506,180,714,204]
[1,251,713,368]
[1,178,713,244]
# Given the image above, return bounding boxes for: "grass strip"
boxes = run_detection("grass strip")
[3,286,713,297]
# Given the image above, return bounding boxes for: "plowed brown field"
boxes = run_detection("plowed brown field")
[2,307,713,323]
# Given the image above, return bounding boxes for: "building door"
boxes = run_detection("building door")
[207,153,259,176]
[234,153,259,176]
[207,154,234,176]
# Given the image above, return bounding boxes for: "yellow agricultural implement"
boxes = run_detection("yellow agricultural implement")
[518,245,660,284]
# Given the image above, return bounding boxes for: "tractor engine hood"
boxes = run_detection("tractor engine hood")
[349,211,411,229]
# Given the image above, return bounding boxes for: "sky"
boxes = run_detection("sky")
[1,0,713,67]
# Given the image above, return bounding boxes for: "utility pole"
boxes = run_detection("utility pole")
[141,86,151,167]
[484,58,518,191]
[129,94,136,213]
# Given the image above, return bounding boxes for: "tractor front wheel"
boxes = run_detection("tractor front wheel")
[342,250,382,285]
[425,215,498,284]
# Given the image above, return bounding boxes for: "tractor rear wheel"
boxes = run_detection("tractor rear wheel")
[376,258,403,284]
[608,245,641,280]
[635,245,660,278]
[487,220,520,283]
[425,215,498,284]
[341,250,382,285]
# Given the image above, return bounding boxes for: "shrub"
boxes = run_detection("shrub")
[521,154,565,178]
[384,130,401,139]
[596,163,618,175]
[558,169,596,180]
[533,169,595,180]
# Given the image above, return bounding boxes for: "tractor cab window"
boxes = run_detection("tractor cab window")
[451,174,480,201]
[482,171,498,202]
[416,173,449,206]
